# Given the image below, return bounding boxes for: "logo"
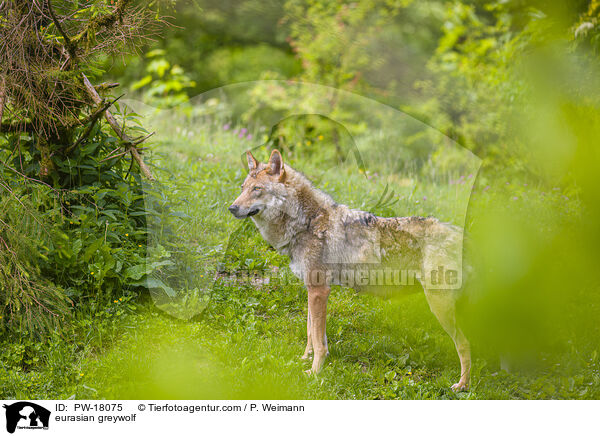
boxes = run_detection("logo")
[3,402,50,434]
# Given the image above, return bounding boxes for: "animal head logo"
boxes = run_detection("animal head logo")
[3,402,50,434]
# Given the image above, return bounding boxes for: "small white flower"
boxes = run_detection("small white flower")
[575,22,594,38]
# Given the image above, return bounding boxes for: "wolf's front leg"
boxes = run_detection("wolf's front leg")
[306,285,331,374]
[301,307,312,360]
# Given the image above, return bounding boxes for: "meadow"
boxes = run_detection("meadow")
[1,108,595,400]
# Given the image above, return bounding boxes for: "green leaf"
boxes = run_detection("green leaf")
[124,264,147,281]
[83,238,104,262]
[72,239,83,256]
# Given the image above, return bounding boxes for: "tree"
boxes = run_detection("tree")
[0,0,162,180]
[0,0,166,334]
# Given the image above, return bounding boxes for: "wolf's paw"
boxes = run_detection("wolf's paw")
[304,364,324,376]
[300,352,312,360]
[451,381,469,392]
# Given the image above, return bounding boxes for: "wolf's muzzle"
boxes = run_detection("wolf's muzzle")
[228,205,260,219]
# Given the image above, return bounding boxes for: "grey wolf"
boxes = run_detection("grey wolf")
[228,150,470,391]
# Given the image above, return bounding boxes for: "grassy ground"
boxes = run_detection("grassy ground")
[1,114,598,400]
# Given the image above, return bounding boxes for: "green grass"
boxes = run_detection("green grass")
[3,281,597,400]
[1,114,597,400]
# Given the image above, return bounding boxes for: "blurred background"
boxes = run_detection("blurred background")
[1,0,599,399]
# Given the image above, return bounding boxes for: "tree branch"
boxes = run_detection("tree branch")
[65,95,123,154]
[47,0,77,62]
[0,75,6,130]
[71,0,133,46]
[96,82,120,92]
[131,131,155,146]
[81,73,155,181]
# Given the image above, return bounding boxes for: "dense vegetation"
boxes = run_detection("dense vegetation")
[1,0,599,399]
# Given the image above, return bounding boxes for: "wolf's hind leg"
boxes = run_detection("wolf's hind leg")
[301,307,313,360]
[424,289,471,391]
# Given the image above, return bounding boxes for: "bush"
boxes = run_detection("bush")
[0,1,164,336]
[0,184,69,335]
[131,49,196,108]
[0,105,152,335]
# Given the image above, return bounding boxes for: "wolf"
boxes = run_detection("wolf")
[228,149,470,391]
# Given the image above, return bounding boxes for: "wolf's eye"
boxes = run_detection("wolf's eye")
[252,186,263,192]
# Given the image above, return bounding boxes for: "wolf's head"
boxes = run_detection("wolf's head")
[228,149,288,219]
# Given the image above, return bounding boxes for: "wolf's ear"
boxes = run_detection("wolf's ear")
[267,149,285,179]
[246,150,258,171]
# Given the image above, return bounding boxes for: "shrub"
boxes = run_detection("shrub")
[0,0,164,335]
[0,184,69,335]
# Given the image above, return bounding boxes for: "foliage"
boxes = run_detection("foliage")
[0,0,164,333]
[0,0,160,139]
[131,49,196,108]
[573,0,600,53]
[1,0,600,401]
[0,184,70,335]
[0,105,153,334]
[0,121,595,400]
[128,0,599,179]
[110,0,300,93]
[283,0,442,96]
